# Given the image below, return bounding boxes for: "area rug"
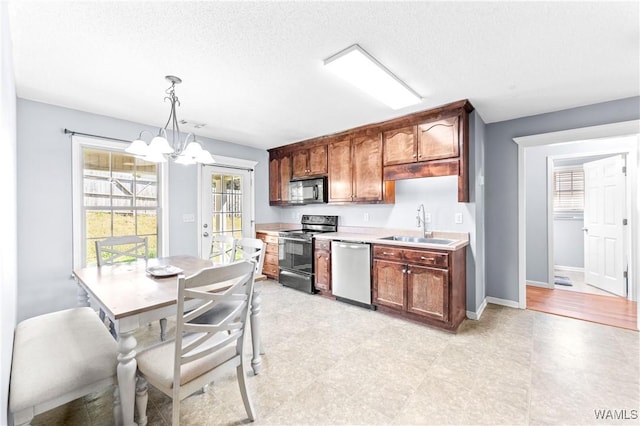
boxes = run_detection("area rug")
[554,275,573,286]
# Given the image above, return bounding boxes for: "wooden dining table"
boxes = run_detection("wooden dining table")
[72,255,264,426]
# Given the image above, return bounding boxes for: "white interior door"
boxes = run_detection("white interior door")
[200,165,253,259]
[583,155,626,296]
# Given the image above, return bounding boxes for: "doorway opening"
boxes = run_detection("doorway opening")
[514,121,640,330]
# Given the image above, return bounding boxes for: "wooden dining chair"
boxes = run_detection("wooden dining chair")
[207,234,237,264]
[135,260,257,425]
[95,235,167,341]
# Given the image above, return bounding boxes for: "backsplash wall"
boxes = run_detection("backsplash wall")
[277,175,475,234]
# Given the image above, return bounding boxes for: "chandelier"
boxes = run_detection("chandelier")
[125,75,215,165]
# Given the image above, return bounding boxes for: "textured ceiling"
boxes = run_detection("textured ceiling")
[7,1,640,150]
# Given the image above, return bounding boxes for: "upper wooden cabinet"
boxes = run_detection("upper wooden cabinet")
[268,153,291,205]
[292,145,327,179]
[328,134,395,204]
[381,100,473,202]
[269,99,473,204]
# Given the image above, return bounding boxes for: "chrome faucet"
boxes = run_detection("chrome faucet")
[416,204,432,237]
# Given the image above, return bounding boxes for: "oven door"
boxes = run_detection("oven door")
[278,236,313,274]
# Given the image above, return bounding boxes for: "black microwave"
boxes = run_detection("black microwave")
[289,177,327,204]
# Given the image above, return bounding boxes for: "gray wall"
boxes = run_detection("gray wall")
[1,3,17,424]
[525,138,636,283]
[554,218,584,269]
[16,99,279,322]
[277,111,487,313]
[486,96,640,303]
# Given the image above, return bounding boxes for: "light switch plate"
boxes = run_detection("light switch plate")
[182,213,195,223]
[454,213,463,224]
[425,213,432,223]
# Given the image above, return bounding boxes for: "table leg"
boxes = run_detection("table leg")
[76,283,90,307]
[117,327,138,426]
[250,282,263,374]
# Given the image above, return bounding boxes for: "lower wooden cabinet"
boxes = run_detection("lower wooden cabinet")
[314,239,332,297]
[256,232,279,279]
[372,244,465,331]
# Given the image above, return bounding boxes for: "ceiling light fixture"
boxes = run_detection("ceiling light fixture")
[125,75,214,165]
[324,44,422,110]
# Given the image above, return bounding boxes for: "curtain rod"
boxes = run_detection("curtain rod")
[64,128,131,144]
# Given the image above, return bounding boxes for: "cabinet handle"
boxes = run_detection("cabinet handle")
[402,269,407,273]
[412,154,417,158]
[383,252,395,255]
[420,256,434,261]
[407,270,412,274]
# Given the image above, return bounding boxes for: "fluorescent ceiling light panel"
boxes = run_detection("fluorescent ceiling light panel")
[324,44,422,110]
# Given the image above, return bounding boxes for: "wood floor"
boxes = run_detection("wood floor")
[527,285,638,330]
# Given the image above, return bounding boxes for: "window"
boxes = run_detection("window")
[72,136,167,267]
[553,166,584,217]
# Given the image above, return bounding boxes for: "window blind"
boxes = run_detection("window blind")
[553,167,584,213]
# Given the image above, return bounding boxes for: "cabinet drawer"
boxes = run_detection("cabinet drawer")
[315,239,331,251]
[264,252,278,267]
[402,249,448,268]
[262,263,278,277]
[373,245,403,261]
[264,235,279,245]
[264,243,278,255]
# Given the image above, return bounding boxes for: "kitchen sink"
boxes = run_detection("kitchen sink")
[379,236,456,245]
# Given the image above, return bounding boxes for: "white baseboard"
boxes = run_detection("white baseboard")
[527,280,551,288]
[466,298,488,320]
[486,296,520,309]
[554,265,584,272]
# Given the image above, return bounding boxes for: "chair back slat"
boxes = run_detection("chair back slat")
[235,238,265,275]
[174,260,255,379]
[208,234,236,264]
[95,235,148,266]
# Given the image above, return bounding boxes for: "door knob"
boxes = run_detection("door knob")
[203,224,208,228]
[582,228,588,232]
[203,232,209,237]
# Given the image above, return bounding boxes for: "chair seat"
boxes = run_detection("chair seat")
[9,307,117,413]
[137,332,237,389]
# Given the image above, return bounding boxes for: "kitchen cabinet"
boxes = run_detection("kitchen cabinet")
[313,238,332,297]
[383,116,459,166]
[256,232,279,279]
[268,99,473,204]
[328,134,395,203]
[292,145,327,179]
[372,244,465,331]
[268,153,292,205]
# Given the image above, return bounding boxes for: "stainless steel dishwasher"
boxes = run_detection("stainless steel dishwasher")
[331,241,374,309]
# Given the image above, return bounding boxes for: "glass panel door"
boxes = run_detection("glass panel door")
[200,165,253,259]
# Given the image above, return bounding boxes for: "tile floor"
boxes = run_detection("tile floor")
[32,280,639,425]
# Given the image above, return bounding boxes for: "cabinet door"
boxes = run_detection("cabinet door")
[352,134,383,201]
[279,155,292,203]
[417,115,459,161]
[308,145,328,176]
[373,259,406,310]
[291,150,309,179]
[314,248,331,293]
[406,265,448,321]
[383,126,416,166]
[269,157,280,203]
[328,138,353,202]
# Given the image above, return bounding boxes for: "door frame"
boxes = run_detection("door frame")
[196,155,257,259]
[514,119,639,329]
[546,150,632,298]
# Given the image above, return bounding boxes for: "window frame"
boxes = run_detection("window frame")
[72,135,169,268]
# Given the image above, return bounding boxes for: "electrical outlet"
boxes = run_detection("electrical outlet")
[425,213,432,223]
[454,213,463,224]
[364,213,370,222]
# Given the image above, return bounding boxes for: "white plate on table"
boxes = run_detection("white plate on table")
[146,265,183,277]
